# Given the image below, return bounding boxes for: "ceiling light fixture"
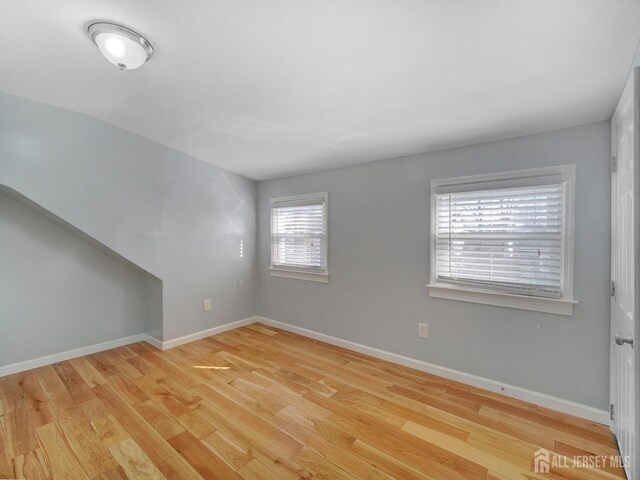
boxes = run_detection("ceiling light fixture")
[87,22,153,70]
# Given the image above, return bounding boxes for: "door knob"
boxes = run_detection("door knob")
[614,333,634,347]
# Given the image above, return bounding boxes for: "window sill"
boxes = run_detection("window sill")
[270,268,329,283]
[427,283,577,316]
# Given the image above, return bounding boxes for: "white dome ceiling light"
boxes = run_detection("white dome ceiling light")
[87,22,153,70]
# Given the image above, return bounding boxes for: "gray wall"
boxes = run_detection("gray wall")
[0,91,611,409]
[0,92,258,342]
[257,122,611,409]
[0,192,148,365]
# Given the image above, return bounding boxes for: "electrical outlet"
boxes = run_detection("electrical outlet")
[203,299,211,312]
[418,323,429,339]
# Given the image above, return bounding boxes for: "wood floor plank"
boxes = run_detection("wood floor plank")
[369,468,400,480]
[108,373,150,405]
[0,425,14,478]
[69,357,108,388]
[168,430,243,480]
[402,420,539,480]
[125,355,166,380]
[156,454,206,480]
[304,390,487,480]
[95,465,130,480]
[11,448,50,480]
[293,445,360,480]
[34,366,82,418]
[80,397,112,421]
[349,438,436,480]
[132,399,185,440]
[138,351,200,388]
[554,441,627,478]
[279,404,358,450]
[0,375,19,416]
[91,413,131,447]
[127,342,157,356]
[205,380,289,429]
[0,323,623,480]
[35,421,90,480]
[111,345,139,361]
[102,351,146,380]
[339,386,471,441]
[283,420,375,479]
[15,371,56,428]
[85,352,121,378]
[108,437,166,480]
[237,458,283,480]
[201,430,252,470]
[192,401,313,480]
[478,406,619,457]
[228,375,289,412]
[57,411,118,478]
[133,376,216,439]
[1,384,39,458]
[194,383,302,456]
[156,375,202,407]
[53,361,96,404]
[93,383,178,466]
[446,385,614,447]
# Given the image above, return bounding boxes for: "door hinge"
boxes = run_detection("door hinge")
[610,403,615,421]
[611,281,616,297]
[611,155,617,172]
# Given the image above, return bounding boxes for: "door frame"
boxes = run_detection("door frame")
[610,66,640,480]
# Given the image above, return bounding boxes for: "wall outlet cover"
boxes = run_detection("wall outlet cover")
[203,299,211,312]
[418,323,429,339]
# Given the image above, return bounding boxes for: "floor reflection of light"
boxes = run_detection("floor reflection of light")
[194,365,230,370]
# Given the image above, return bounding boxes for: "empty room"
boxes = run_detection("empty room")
[1,1,640,479]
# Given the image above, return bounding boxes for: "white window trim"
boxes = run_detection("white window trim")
[269,268,329,283]
[270,192,329,283]
[427,165,577,316]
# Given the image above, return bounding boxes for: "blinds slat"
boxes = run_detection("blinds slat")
[272,201,326,270]
[435,182,565,298]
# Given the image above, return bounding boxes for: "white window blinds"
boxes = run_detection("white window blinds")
[435,181,566,298]
[271,193,327,273]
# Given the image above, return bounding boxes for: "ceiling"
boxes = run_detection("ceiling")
[2,1,640,180]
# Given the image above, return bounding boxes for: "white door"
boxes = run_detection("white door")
[611,66,640,480]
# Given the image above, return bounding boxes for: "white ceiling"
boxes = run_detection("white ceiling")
[2,1,639,180]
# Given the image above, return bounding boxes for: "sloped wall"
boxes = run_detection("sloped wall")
[0,191,154,365]
[0,92,258,343]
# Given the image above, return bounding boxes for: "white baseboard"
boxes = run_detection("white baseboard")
[0,315,609,425]
[0,333,155,377]
[160,316,260,350]
[142,334,163,350]
[256,316,610,425]
[0,316,259,377]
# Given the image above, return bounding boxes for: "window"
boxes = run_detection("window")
[428,165,576,315]
[270,192,328,282]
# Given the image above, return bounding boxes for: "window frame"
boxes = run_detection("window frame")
[269,192,329,283]
[428,165,577,316]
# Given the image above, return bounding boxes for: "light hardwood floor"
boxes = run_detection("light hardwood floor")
[0,323,625,480]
